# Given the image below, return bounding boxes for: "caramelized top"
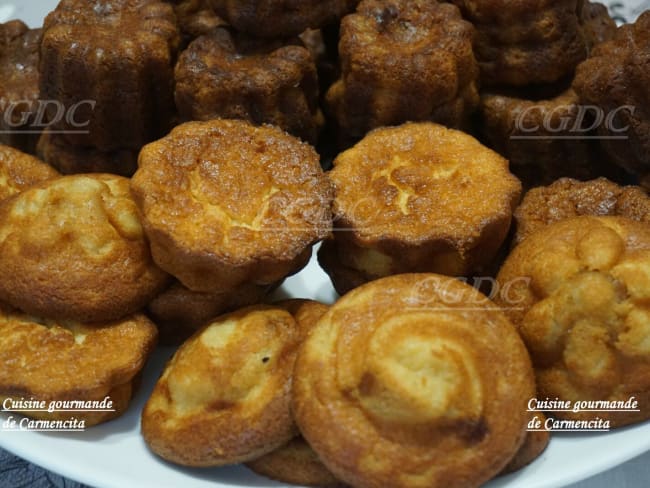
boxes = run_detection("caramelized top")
[0,145,59,202]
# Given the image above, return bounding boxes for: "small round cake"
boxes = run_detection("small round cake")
[293,273,535,487]
[131,119,332,293]
[0,304,157,427]
[319,122,521,295]
[513,178,650,246]
[0,174,169,322]
[174,28,322,144]
[40,0,180,151]
[207,0,360,38]
[0,144,59,203]
[142,305,301,466]
[326,0,479,140]
[495,216,650,427]
[573,12,650,186]
[0,20,42,154]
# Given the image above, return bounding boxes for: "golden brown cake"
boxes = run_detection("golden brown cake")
[479,85,623,188]
[246,299,341,487]
[495,216,650,427]
[513,178,650,246]
[0,20,42,154]
[501,414,550,474]
[0,304,157,427]
[451,0,587,86]
[174,28,322,144]
[573,12,650,187]
[326,0,479,140]
[131,120,333,293]
[581,1,617,50]
[39,0,180,151]
[36,129,139,176]
[319,122,521,295]
[0,174,169,322]
[207,0,359,38]
[0,144,58,203]
[142,305,301,466]
[171,0,227,42]
[147,280,274,345]
[293,274,535,488]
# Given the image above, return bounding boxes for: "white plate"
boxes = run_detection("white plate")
[2,1,650,488]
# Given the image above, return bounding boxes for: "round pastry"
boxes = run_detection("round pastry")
[0,144,59,203]
[246,299,340,487]
[451,0,587,86]
[147,280,274,345]
[573,12,650,186]
[170,0,227,42]
[174,28,322,144]
[326,0,479,140]
[0,304,157,427]
[246,437,346,488]
[207,0,359,38]
[141,305,301,466]
[0,174,169,322]
[495,216,650,427]
[39,0,180,151]
[36,129,138,177]
[500,414,550,474]
[319,122,521,295]
[131,119,333,293]
[479,85,623,188]
[513,178,650,246]
[293,274,535,488]
[580,1,617,50]
[0,20,42,154]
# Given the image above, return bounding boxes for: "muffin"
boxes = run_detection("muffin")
[39,0,180,151]
[581,1,617,50]
[147,280,274,345]
[293,274,535,488]
[479,85,624,188]
[319,122,521,295]
[495,216,650,427]
[513,178,650,246]
[174,28,322,144]
[0,174,169,322]
[207,0,360,38]
[0,144,59,203]
[131,119,333,293]
[0,303,157,427]
[573,12,650,187]
[170,0,227,43]
[326,0,479,141]
[0,20,42,154]
[451,0,587,86]
[142,305,301,466]
[37,129,139,176]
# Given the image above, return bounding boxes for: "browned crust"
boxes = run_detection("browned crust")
[131,119,332,292]
[581,1,617,50]
[0,144,59,202]
[171,0,228,42]
[317,239,371,296]
[39,0,180,151]
[500,413,551,474]
[0,174,170,322]
[0,307,157,427]
[293,273,535,488]
[208,0,359,38]
[326,0,478,138]
[141,305,301,466]
[147,280,274,345]
[495,216,650,427]
[326,122,520,279]
[573,12,650,181]
[274,298,329,339]
[452,0,587,85]
[0,20,42,154]
[246,436,347,487]
[36,129,138,177]
[174,28,322,144]
[514,178,650,246]
[479,87,623,188]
